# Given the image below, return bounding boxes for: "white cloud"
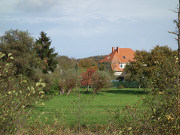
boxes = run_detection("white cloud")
[52,0,176,21]
[1,0,176,39]
[16,0,59,12]
[46,23,110,37]
[0,0,177,26]
[0,0,19,14]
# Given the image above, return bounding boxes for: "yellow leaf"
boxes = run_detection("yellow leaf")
[159,92,164,95]
[166,114,174,120]
[9,56,14,60]
[8,53,12,57]
[0,52,5,58]
[39,91,45,94]
[21,80,27,83]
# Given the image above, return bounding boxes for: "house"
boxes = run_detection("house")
[99,47,135,77]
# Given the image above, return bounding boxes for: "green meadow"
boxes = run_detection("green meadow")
[32,88,146,126]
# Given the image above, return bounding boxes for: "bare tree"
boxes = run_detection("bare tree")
[169,1,180,64]
[178,0,180,64]
[169,0,180,121]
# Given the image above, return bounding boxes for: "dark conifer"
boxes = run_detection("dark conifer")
[35,32,58,73]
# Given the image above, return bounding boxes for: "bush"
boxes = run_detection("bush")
[112,81,139,88]
[33,68,54,93]
[0,52,45,134]
[92,71,112,94]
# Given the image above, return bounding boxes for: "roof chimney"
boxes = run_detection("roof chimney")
[112,47,115,53]
[117,47,120,54]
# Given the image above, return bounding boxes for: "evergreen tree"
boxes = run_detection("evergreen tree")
[35,32,58,73]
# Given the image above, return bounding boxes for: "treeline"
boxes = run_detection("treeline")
[0,29,113,94]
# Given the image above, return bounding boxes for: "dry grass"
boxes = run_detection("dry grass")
[17,123,121,135]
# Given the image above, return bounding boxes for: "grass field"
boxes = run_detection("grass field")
[32,88,146,126]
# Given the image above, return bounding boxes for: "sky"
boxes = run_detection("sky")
[0,0,178,58]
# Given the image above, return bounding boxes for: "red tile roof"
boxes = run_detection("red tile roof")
[99,47,135,72]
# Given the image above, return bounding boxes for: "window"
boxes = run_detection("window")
[120,63,126,69]
[120,63,123,68]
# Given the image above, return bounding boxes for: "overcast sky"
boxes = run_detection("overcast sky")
[0,0,178,58]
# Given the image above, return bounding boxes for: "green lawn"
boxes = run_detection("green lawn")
[32,88,146,126]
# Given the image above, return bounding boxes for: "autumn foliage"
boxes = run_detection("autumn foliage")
[81,68,96,92]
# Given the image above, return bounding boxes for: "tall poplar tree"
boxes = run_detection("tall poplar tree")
[35,32,58,73]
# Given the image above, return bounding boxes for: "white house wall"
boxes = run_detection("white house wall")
[119,63,126,69]
[114,71,123,76]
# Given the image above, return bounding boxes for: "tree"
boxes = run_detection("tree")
[92,71,112,94]
[125,45,177,91]
[169,0,180,115]
[57,56,77,70]
[78,59,98,72]
[50,56,78,95]
[0,29,40,78]
[57,69,79,95]
[81,68,96,92]
[35,31,58,73]
[124,50,150,88]
[169,0,180,64]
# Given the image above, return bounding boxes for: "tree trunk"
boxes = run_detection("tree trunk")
[67,88,72,95]
[59,88,64,95]
[93,89,97,94]
[178,0,180,126]
[178,0,180,64]
[86,85,89,93]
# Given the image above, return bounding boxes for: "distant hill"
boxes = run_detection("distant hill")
[78,55,107,63]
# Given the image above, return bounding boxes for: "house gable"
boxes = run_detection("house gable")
[99,47,135,72]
